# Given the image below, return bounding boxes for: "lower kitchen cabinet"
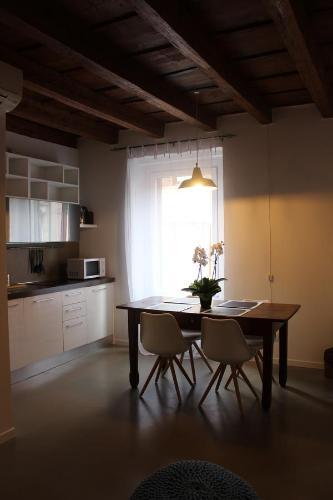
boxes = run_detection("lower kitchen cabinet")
[86,284,114,342]
[8,282,114,370]
[24,293,63,365]
[63,317,88,351]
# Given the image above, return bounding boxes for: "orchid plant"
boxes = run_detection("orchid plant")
[183,241,226,308]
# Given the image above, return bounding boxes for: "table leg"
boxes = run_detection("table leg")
[262,329,274,411]
[279,322,288,387]
[128,310,139,389]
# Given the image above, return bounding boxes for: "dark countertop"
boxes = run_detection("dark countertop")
[7,277,115,300]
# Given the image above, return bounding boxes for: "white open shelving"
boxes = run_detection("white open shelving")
[5,153,79,204]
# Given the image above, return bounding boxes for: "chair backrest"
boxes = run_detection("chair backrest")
[140,312,187,356]
[201,317,252,364]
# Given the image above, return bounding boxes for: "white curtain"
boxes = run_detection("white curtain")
[125,147,223,301]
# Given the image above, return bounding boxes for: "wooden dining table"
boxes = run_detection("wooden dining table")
[117,297,300,411]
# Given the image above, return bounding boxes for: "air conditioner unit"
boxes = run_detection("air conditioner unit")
[0,61,22,113]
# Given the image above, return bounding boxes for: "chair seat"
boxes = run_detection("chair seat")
[181,330,201,342]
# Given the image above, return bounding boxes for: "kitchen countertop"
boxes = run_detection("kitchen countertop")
[7,277,115,300]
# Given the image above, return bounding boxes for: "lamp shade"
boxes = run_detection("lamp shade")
[178,163,217,190]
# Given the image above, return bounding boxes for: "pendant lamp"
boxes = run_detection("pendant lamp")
[178,92,217,190]
[178,162,217,189]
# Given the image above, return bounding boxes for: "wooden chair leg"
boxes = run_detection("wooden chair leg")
[198,364,222,407]
[231,366,243,415]
[155,358,162,384]
[179,352,185,365]
[193,341,214,372]
[169,358,181,404]
[188,344,196,383]
[225,366,242,389]
[140,357,161,398]
[162,360,169,377]
[254,354,263,381]
[215,364,226,392]
[173,356,193,387]
[238,365,259,400]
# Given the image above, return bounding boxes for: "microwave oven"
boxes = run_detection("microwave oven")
[67,258,106,280]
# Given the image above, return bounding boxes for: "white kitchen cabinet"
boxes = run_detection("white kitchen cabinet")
[86,283,114,342]
[8,298,26,370]
[63,317,88,351]
[24,292,63,365]
[8,281,114,370]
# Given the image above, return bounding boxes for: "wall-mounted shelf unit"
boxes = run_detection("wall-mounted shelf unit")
[5,153,79,204]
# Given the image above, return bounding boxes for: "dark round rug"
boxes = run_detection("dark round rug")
[130,460,259,500]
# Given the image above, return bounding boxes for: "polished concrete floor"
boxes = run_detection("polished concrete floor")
[0,344,332,500]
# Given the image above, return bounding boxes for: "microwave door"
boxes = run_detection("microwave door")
[84,260,100,278]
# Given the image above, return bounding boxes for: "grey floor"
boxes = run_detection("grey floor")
[0,344,333,500]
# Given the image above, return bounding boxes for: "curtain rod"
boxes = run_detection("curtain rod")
[109,133,235,152]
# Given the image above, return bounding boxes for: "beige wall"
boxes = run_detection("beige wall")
[79,104,333,367]
[0,113,14,443]
[78,140,130,344]
[223,105,333,368]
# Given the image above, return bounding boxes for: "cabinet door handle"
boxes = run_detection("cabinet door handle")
[33,297,55,303]
[8,302,19,308]
[92,287,106,292]
[65,291,82,297]
[65,306,82,312]
[66,321,83,329]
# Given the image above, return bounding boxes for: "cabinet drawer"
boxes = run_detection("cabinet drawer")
[63,317,88,351]
[63,301,86,321]
[62,288,86,306]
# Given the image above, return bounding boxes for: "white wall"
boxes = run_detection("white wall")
[79,104,333,367]
[0,114,14,444]
[6,131,79,166]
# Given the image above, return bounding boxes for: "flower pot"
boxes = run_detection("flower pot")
[199,294,213,310]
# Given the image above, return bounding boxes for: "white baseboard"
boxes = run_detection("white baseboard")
[0,427,15,445]
[278,358,324,369]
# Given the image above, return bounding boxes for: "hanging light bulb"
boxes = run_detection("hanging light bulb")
[178,92,217,190]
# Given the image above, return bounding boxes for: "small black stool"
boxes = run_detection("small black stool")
[324,347,333,378]
[131,460,259,499]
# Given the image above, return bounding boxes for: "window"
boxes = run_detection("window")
[125,147,223,300]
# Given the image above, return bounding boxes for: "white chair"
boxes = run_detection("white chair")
[199,318,260,413]
[139,312,193,403]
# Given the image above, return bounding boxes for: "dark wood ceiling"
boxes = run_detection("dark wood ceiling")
[1,0,333,147]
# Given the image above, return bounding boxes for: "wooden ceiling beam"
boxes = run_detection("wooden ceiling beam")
[11,96,119,145]
[0,45,164,138]
[262,0,333,117]
[6,115,78,148]
[131,0,272,124]
[0,4,216,130]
